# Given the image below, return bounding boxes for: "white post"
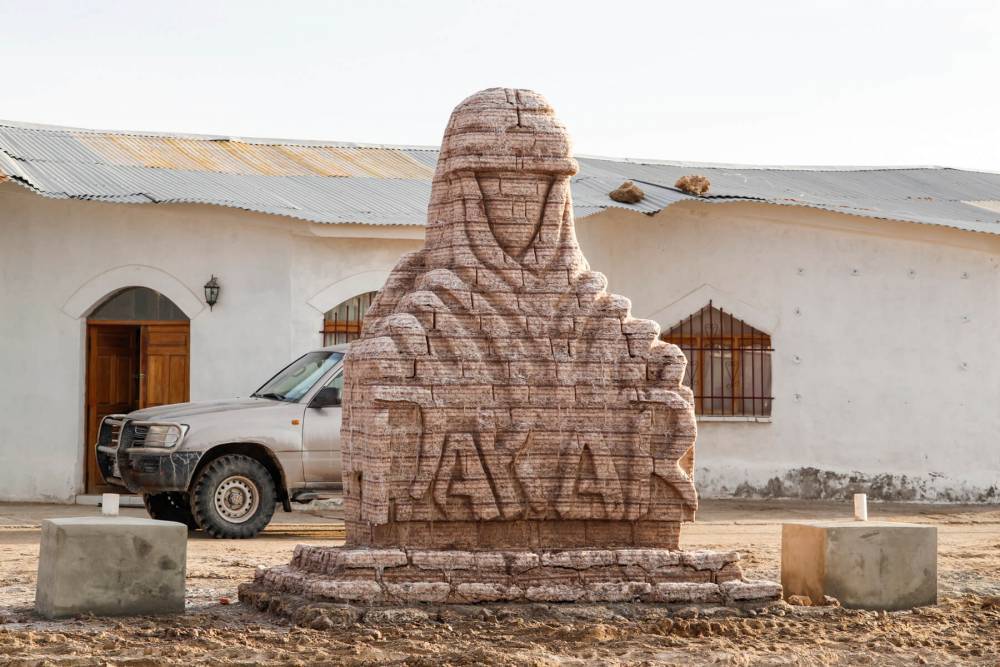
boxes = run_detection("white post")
[101,493,120,517]
[853,493,868,521]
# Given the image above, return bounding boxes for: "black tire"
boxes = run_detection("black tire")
[191,454,276,539]
[142,492,198,530]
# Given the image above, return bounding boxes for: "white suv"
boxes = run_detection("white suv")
[96,345,347,538]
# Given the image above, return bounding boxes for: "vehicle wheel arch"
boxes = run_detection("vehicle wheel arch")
[192,443,291,512]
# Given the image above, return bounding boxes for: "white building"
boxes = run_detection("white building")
[1,120,998,504]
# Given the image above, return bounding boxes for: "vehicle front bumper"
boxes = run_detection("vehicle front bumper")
[96,418,202,494]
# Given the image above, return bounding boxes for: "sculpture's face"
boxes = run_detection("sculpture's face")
[476,170,555,260]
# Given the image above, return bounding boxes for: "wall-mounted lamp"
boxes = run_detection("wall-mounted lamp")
[204,275,221,311]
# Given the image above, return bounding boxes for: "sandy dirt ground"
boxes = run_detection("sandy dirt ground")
[0,499,998,665]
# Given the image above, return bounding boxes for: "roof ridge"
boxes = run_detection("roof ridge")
[575,154,961,173]
[0,118,439,152]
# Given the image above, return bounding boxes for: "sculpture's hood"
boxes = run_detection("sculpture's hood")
[419,87,587,279]
[435,88,578,178]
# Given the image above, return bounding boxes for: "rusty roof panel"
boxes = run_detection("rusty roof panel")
[2,153,433,224]
[270,145,352,177]
[69,129,435,179]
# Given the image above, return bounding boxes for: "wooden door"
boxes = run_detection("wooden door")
[84,321,190,493]
[141,323,190,409]
[85,325,140,492]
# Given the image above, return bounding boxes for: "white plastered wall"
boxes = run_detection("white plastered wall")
[575,201,1000,502]
[0,182,420,501]
[3,178,999,503]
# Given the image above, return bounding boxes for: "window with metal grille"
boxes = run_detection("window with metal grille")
[660,302,773,417]
[321,291,378,346]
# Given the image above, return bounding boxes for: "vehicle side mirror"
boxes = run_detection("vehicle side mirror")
[309,386,341,409]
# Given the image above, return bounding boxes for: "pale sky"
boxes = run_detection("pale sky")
[2,0,997,171]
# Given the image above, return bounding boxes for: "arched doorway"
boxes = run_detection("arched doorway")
[85,286,191,492]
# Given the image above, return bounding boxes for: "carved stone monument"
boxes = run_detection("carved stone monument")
[241,89,780,607]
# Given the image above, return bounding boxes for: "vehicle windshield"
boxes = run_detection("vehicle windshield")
[252,351,343,402]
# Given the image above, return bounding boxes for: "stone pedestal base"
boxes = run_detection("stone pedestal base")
[240,546,781,607]
[782,521,937,611]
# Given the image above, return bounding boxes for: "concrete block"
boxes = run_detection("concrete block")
[781,521,937,611]
[35,517,187,618]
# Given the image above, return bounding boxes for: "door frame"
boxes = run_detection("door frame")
[84,319,191,493]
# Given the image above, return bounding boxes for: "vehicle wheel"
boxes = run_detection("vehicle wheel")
[142,492,198,530]
[191,454,276,539]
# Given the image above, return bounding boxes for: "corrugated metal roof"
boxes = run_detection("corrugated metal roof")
[1,119,998,234]
[0,123,436,179]
[574,157,1000,235]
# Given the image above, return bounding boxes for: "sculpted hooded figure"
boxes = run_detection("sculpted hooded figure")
[342,88,697,550]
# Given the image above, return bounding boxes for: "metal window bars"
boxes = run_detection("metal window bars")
[321,291,378,346]
[661,301,774,417]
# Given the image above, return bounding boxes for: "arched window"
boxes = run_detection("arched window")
[322,291,378,346]
[89,286,188,321]
[661,301,773,417]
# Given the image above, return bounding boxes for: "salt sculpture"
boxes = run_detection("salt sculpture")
[241,89,780,606]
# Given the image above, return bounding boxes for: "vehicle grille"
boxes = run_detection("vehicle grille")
[120,423,149,449]
[98,418,124,449]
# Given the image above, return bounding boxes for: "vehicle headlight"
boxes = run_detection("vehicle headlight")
[143,424,188,448]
